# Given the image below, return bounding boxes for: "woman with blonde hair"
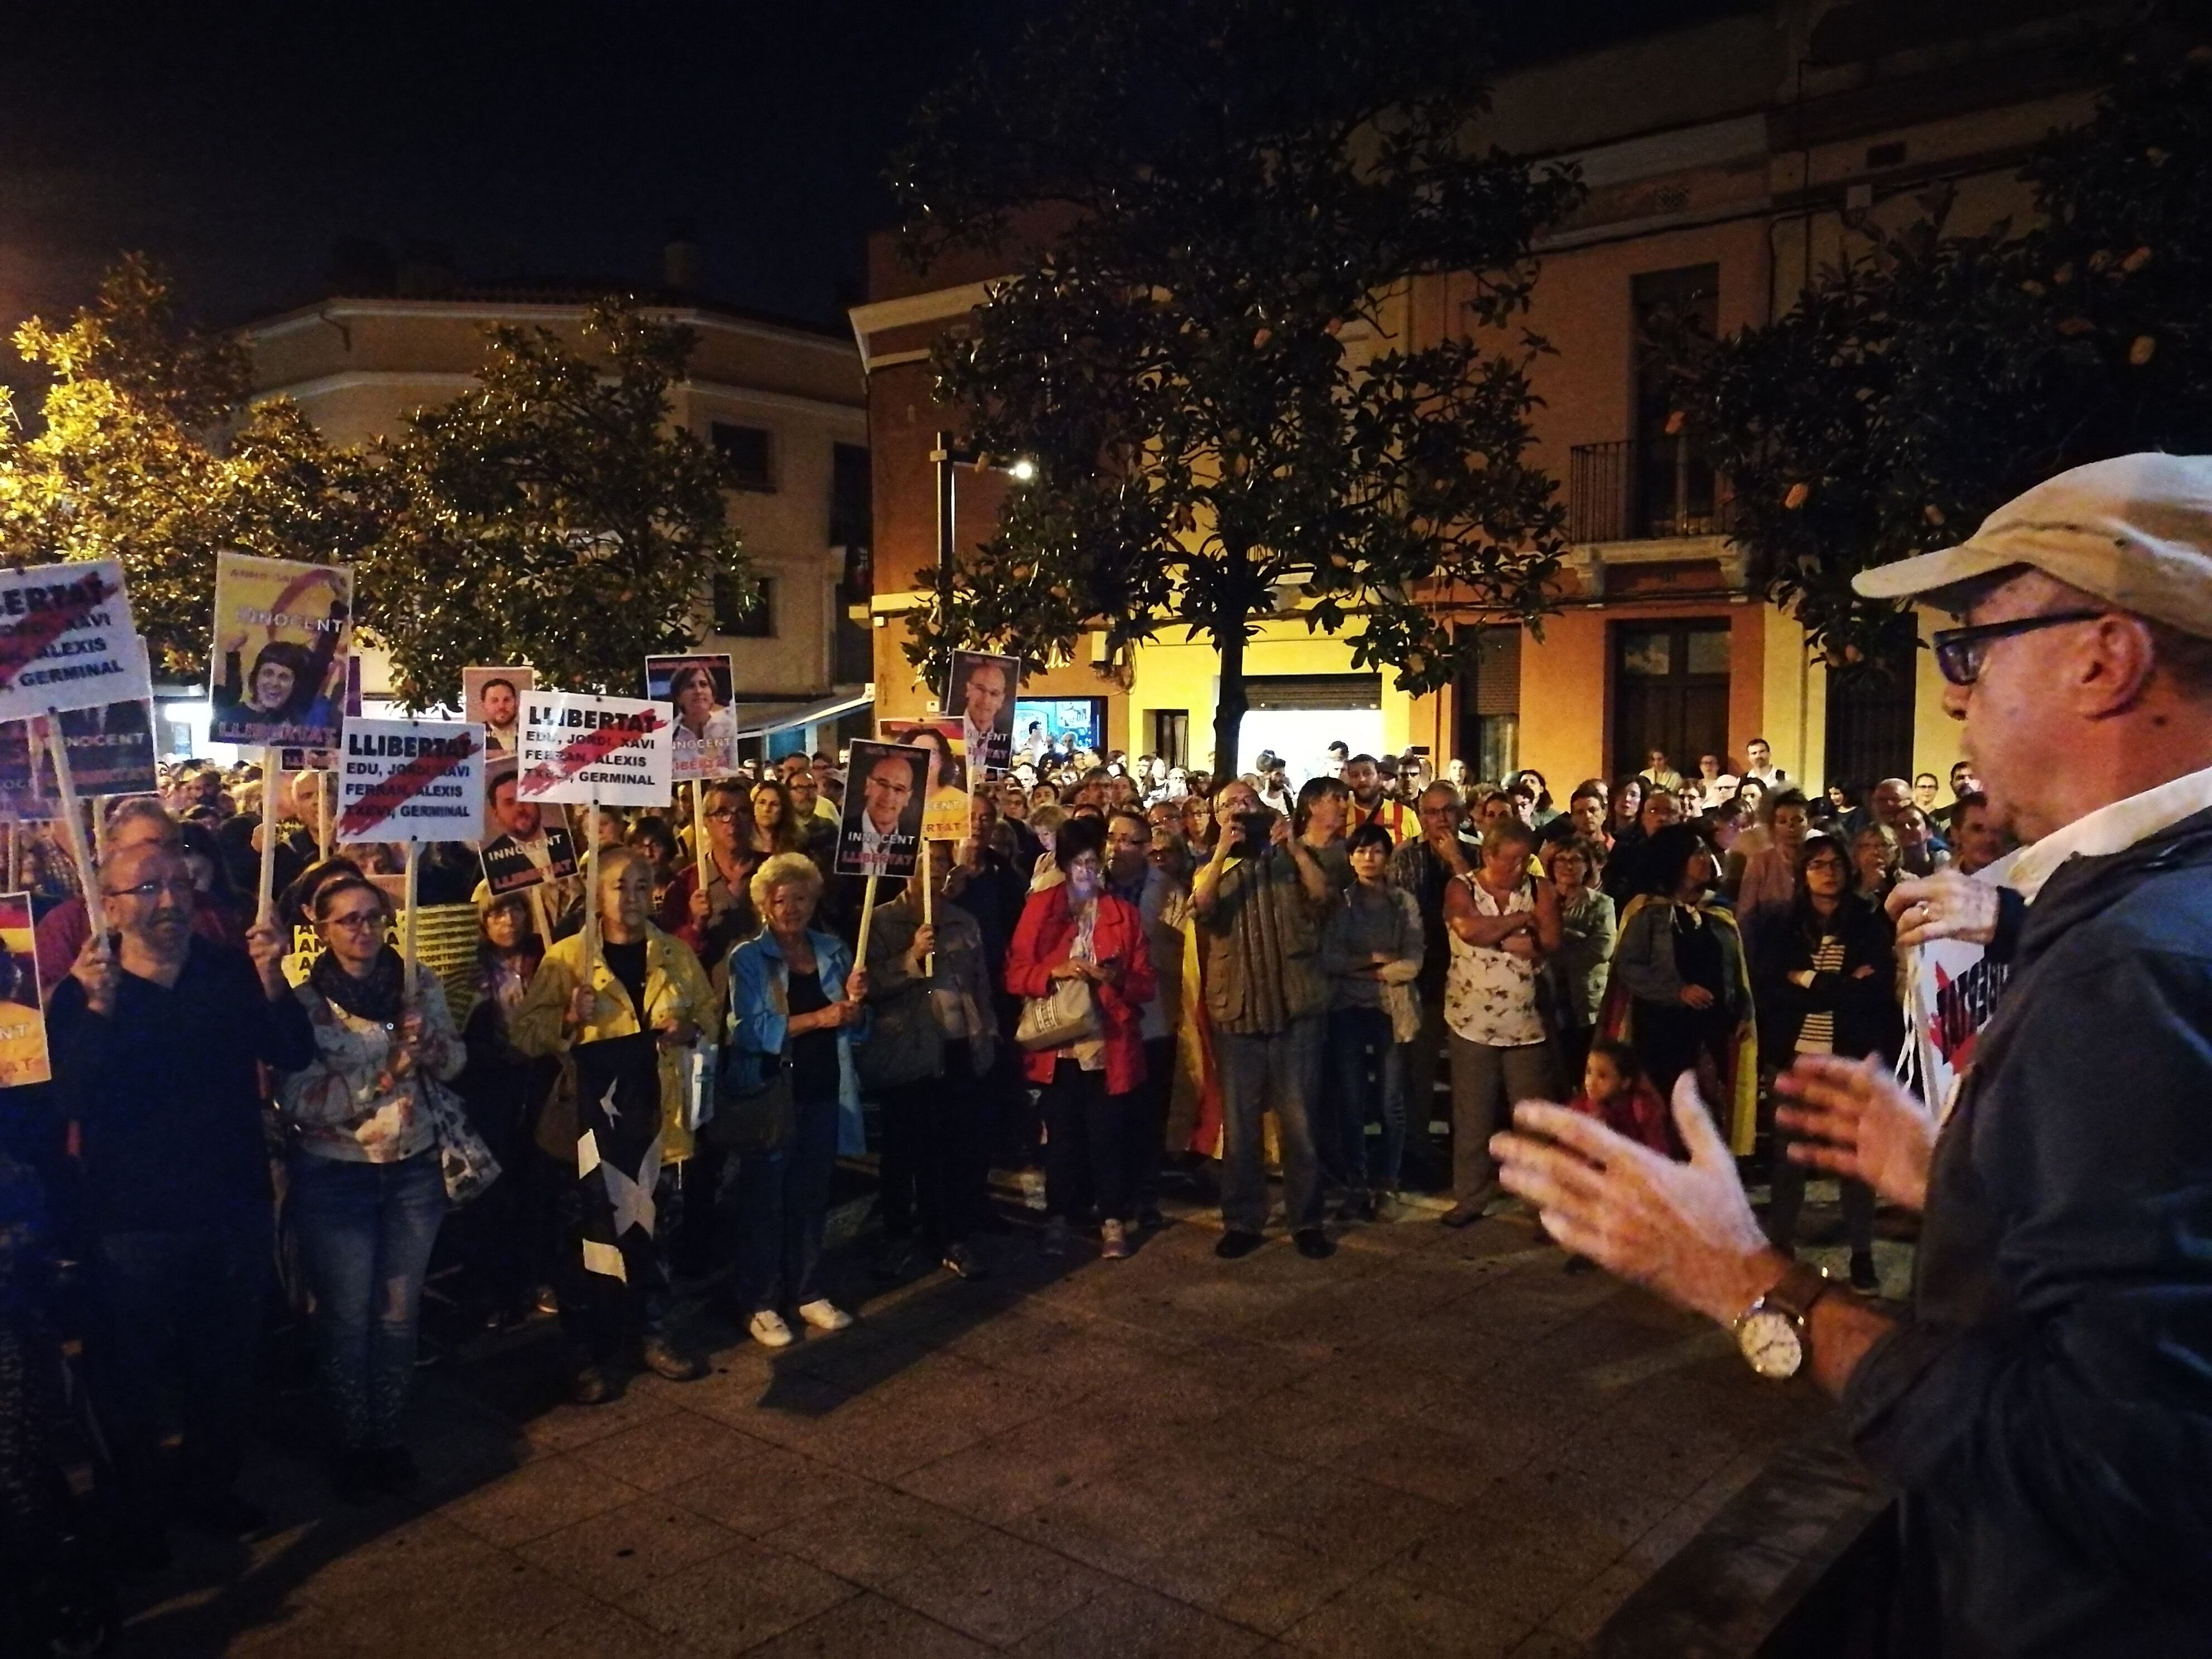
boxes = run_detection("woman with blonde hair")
[721,852,869,1346]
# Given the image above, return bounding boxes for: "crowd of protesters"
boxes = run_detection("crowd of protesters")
[0,730,2000,1587]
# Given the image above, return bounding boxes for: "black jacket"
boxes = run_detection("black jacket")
[1841,805,2212,1655]
[1757,895,1902,1063]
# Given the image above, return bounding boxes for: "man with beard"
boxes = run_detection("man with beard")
[480,768,576,895]
[478,677,521,754]
[1343,753,1412,841]
[47,842,309,1570]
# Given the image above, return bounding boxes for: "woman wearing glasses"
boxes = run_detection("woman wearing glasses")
[277,875,464,1501]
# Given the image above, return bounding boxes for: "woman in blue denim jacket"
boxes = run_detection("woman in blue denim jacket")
[722,853,869,1348]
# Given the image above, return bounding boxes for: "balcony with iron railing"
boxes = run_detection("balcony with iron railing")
[1568,436,1725,545]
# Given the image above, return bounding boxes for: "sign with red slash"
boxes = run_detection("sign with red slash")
[336,717,487,843]
[0,559,152,725]
[516,692,673,808]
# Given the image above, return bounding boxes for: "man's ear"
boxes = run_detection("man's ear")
[2077,614,2160,719]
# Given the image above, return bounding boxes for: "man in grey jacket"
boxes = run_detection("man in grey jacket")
[1492,454,2212,1653]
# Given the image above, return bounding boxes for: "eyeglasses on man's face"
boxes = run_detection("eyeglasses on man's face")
[104,877,197,901]
[1930,610,2105,686]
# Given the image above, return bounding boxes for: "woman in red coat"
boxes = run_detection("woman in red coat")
[1003,817,1156,1260]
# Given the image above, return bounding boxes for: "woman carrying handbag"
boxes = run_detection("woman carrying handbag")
[1003,818,1156,1260]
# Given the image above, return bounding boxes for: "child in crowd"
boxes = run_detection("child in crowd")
[1566,1038,1672,1157]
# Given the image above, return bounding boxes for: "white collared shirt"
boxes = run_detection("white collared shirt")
[2005,760,2212,902]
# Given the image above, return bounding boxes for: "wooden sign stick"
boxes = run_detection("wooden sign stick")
[43,717,102,955]
[582,787,602,984]
[90,795,108,870]
[317,772,332,862]
[257,745,279,924]
[918,838,934,978]
[853,872,881,968]
[692,778,713,904]
[402,840,421,1001]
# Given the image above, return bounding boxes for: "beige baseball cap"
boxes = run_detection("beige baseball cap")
[1852,452,2212,635]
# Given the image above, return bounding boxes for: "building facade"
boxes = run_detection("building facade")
[852,0,2117,793]
[242,287,873,758]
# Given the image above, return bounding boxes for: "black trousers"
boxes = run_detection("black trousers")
[878,1040,987,1253]
[1044,1061,1132,1224]
[1124,1035,1177,1216]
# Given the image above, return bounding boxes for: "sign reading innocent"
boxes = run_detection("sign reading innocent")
[336,717,487,843]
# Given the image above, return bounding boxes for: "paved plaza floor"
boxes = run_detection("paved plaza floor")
[116,1195,1886,1658]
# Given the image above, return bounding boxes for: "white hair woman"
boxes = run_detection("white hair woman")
[721,852,869,1347]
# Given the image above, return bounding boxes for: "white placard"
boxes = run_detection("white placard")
[0,559,153,722]
[336,717,487,843]
[516,692,672,807]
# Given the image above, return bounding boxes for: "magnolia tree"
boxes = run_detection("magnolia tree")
[1672,16,2212,665]
[892,0,1583,772]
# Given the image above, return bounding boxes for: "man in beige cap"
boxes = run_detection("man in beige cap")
[1491,453,2212,1652]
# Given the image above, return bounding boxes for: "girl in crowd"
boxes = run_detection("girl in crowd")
[1760,836,1898,1292]
[1439,817,1560,1228]
[1894,806,1949,879]
[1003,817,1155,1260]
[1510,769,1556,826]
[724,853,868,1346]
[279,876,465,1500]
[1320,823,1423,1220]
[746,777,805,859]
[1602,823,1757,1151]
[626,817,682,908]
[1541,836,1616,1089]
[1566,1037,1670,1156]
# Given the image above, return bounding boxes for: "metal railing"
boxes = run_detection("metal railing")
[1569,437,1722,544]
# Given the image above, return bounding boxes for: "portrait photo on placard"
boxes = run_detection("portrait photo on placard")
[464,666,534,754]
[208,552,353,750]
[478,753,579,895]
[0,891,50,1086]
[877,717,969,843]
[835,739,929,879]
[941,649,1019,779]
[645,653,736,780]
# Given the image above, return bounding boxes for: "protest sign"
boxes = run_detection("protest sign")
[40,698,159,801]
[278,748,336,772]
[0,725,51,822]
[335,717,486,844]
[879,716,969,841]
[464,666,532,754]
[836,739,928,879]
[481,753,580,895]
[942,649,1019,778]
[0,559,152,725]
[517,691,672,808]
[1902,858,2016,1122]
[645,654,736,780]
[209,551,353,750]
[0,892,49,1088]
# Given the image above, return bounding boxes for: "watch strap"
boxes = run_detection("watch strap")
[1762,1260,1832,1325]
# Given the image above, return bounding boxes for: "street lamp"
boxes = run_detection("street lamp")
[930,429,1035,610]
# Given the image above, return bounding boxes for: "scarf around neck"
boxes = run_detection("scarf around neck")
[311,943,408,1026]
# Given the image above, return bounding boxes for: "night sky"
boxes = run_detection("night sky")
[1,1,1758,356]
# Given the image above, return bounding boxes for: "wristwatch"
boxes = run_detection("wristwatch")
[1732,1262,1832,1380]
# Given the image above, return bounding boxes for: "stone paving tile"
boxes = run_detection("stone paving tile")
[880,1528,1116,1646]
[742,1590,996,1657]
[1127,1522,1371,1635]
[1012,1580,1270,1657]
[620,1536,860,1655]
[516,1493,751,1601]
[1281,1570,1535,1658]
[661,1440,872,1537]
[441,1453,646,1548]
[568,1405,778,1492]
[759,1487,985,1588]
[517,1379,687,1454]
[896,1407,1150,1526]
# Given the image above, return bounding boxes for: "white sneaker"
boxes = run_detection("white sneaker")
[795,1299,853,1332]
[748,1310,795,1348]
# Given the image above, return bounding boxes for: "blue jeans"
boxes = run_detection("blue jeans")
[86,1207,271,1508]
[288,1149,447,1450]
[722,1095,840,1314]
[1215,1015,1326,1236]
[1325,1005,1408,1194]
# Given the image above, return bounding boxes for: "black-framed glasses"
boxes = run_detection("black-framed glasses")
[1930,610,2104,686]
[103,877,197,901]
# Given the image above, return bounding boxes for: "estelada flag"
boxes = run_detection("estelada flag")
[570,1032,664,1283]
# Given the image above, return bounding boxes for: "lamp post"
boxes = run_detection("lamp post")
[930,430,1035,617]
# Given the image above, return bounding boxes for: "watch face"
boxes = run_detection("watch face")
[1737,1309,1803,1380]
